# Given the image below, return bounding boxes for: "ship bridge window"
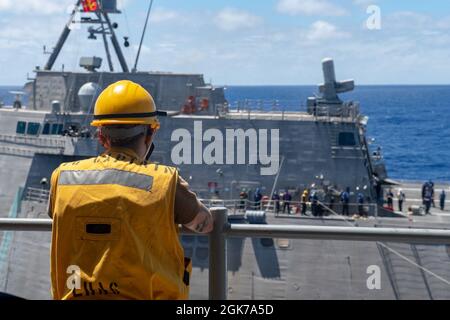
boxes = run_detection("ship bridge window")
[42,123,50,135]
[27,122,40,135]
[16,121,26,134]
[338,132,356,146]
[51,124,63,135]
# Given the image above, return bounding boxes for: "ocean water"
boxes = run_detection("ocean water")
[1,85,449,182]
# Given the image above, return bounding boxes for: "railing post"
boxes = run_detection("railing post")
[209,207,228,300]
[375,203,378,220]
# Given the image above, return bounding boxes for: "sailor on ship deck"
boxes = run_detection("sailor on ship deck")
[48,80,213,300]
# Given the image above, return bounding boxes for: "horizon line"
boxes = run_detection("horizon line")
[2,83,450,88]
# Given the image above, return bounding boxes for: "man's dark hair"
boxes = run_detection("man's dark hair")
[101,125,154,149]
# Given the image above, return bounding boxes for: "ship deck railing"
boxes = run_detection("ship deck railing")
[0,134,66,148]
[224,100,360,122]
[22,192,378,213]
[1,207,450,300]
[199,198,380,217]
[24,187,50,203]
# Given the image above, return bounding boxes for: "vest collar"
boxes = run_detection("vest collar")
[104,147,144,164]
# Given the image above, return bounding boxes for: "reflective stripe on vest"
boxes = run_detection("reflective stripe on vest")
[59,169,153,191]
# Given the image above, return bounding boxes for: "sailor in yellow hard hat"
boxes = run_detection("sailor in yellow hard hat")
[48,80,213,300]
[301,189,308,216]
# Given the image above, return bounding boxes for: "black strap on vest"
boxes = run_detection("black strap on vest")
[183,257,191,286]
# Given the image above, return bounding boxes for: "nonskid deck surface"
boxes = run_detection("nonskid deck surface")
[386,181,450,217]
[270,209,450,227]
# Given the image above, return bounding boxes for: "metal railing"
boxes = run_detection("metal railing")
[0,145,64,157]
[1,207,450,300]
[0,134,66,148]
[200,199,379,217]
[25,187,50,203]
[228,99,304,112]
[303,103,360,124]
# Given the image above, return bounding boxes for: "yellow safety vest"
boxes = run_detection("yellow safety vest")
[49,148,191,300]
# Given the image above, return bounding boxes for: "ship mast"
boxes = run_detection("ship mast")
[44,0,82,71]
[132,0,154,73]
[97,11,114,71]
[44,0,129,72]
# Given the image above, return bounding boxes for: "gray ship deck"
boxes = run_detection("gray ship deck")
[175,110,358,123]
[387,181,450,217]
[0,107,357,123]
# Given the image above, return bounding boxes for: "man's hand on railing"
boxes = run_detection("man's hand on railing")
[183,202,213,234]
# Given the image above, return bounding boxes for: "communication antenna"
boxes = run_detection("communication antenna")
[43,45,52,55]
[132,0,154,73]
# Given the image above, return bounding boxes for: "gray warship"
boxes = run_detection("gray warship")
[0,0,449,300]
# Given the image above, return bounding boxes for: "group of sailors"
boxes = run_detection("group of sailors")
[61,125,91,138]
[238,186,370,218]
[422,180,446,214]
[233,180,448,219]
[384,180,447,215]
[385,188,406,212]
[239,188,293,214]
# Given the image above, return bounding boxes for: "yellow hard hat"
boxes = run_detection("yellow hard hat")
[91,80,160,129]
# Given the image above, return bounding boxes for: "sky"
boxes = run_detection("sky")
[1,0,450,85]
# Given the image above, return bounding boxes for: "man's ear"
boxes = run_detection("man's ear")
[98,128,110,149]
[145,126,155,144]
[144,134,152,145]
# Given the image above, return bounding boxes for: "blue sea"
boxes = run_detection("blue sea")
[1,85,449,182]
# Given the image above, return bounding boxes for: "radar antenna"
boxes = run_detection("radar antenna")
[319,58,354,102]
[44,0,129,72]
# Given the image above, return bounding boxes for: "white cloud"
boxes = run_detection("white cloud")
[436,16,450,30]
[0,16,64,46]
[2,2,450,85]
[0,0,131,14]
[306,20,350,41]
[132,44,151,54]
[277,0,347,16]
[388,11,429,26]
[214,8,262,32]
[383,11,448,38]
[117,0,133,10]
[353,0,377,6]
[0,0,71,15]
[150,7,180,23]
[157,43,177,49]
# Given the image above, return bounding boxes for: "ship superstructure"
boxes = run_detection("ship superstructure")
[0,0,449,300]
